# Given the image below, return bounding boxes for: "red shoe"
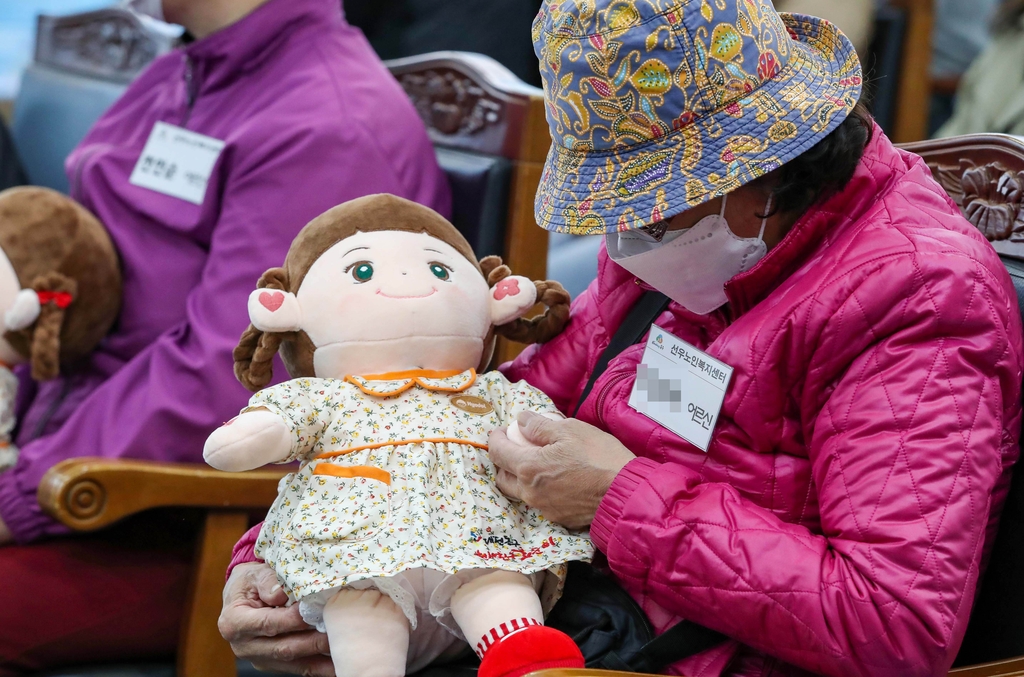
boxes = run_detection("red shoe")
[477,625,585,677]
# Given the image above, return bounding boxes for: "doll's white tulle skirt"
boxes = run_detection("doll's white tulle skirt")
[299,567,544,672]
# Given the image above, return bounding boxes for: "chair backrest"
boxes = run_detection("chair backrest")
[385,51,549,275]
[881,0,935,143]
[901,134,1024,666]
[10,9,174,192]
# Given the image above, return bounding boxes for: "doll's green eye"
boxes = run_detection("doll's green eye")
[351,263,373,282]
[429,263,451,281]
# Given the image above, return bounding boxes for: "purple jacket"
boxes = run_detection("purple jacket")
[505,130,1023,676]
[0,0,450,543]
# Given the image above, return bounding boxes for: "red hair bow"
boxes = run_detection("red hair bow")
[37,291,73,309]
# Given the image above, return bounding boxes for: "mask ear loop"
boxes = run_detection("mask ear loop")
[756,192,775,242]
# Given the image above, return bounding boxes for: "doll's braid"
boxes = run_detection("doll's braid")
[233,268,290,392]
[479,256,572,346]
[495,279,571,345]
[28,272,78,381]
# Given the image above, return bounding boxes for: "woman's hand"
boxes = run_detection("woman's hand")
[489,411,635,529]
[0,515,11,546]
[220,562,335,676]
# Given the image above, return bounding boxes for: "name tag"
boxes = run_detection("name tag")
[628,324,734,452]
[129,121,225,205]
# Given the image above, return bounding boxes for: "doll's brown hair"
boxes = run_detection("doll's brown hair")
[234,194,571,391]
[0,187,122,380]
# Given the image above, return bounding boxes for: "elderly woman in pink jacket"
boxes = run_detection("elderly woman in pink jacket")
[222,1,1024,676]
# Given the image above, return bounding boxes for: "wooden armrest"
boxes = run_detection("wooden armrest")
[949,657,1024,676]
[38,457,287,531]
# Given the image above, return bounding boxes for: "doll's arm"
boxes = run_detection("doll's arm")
[204,408,291,472]
[204,378,332,471]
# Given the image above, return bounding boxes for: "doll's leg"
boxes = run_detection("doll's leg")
[450,570,583,677]
[321,588,410,677]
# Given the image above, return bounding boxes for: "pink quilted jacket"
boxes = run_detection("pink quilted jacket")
[503,129,1024,677]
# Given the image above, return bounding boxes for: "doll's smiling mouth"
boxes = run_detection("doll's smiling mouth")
[375,288,438,300]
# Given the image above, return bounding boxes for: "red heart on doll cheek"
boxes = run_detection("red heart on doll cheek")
[259,291,285,311]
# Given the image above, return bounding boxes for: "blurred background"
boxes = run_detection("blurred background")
[2,0,1021,138]
[0,0,109,116]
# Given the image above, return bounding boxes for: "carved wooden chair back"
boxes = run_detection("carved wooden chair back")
[11,8,175,192]
[386,51,551,363]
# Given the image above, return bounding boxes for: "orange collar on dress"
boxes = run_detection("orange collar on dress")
[344,368,477,397]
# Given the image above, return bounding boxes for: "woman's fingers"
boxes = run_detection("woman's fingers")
[488,427,528,476]
[495,466,524,501]
[220,602,311,641]
[221,563,310,641]
[220,563,333,675]
[249,654,336,677]
[253,563,288,606]
[237,629,332,664]
[516,410,563,446]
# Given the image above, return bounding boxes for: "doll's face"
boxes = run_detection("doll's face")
[0,251,24,366]
[297,231,493,377]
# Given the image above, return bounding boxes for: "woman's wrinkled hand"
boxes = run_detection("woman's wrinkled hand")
[489,411,635,529]
[220,562,335,676]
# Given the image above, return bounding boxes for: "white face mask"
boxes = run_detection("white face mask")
[606,193,773,316]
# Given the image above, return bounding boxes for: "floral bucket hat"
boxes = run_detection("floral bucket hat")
[532,0,864,234]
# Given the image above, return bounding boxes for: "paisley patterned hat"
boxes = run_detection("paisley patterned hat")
[532,0,864,234]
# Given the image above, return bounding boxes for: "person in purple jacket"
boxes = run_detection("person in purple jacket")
[0,0,449,672]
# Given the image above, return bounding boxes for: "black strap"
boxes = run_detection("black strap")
[573,291,671,417]
[597,620,728,673]
[573,290,728,672]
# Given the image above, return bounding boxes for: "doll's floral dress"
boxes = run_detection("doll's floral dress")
[251,368,593,638]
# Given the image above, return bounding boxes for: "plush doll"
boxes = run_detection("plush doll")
[204,194,593,677]
[0,186,122,471]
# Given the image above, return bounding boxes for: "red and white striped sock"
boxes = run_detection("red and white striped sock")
[474,617,542,659]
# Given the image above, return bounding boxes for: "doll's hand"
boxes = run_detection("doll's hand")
[220,562,334,676]
[204,409,292,472]
[490,411,635,529]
